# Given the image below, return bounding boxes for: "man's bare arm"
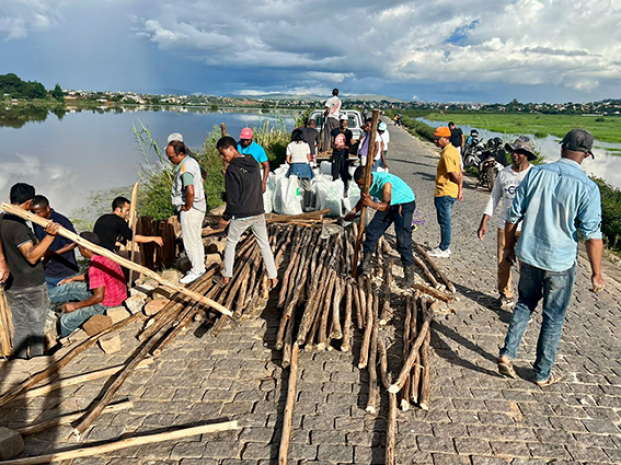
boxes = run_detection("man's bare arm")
[585,238,604,293]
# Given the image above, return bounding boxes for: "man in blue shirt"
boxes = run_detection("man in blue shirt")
[497,129,604,387]
[345,167,416,287]
[238,127,270,193]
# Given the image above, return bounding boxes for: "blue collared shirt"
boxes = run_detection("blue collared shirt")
[237,141,268,164]
[506,158,602,271]
[369,172,415,206]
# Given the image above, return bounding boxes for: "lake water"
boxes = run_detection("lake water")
[418,118,621,190]
[0,106,297,219]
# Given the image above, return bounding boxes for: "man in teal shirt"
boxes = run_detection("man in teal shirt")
[238,127,270,193]
[345,167,416,287]
[498,129,604,387]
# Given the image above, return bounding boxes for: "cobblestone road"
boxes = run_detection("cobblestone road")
[1,121,621,464]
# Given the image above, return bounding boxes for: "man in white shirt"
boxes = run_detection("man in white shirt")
[322,88,342,153]
[477,136,536,308]
[378,122,390,170]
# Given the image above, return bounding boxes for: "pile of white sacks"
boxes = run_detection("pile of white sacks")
[264,162,362,217]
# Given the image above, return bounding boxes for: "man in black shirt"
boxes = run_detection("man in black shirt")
[0,183,59,359]
[298,118,320,160]
[93,197,163,252]
[448,122,465,157]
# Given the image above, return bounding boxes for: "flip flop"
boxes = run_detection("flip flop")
[535,372,562,387]
[213,276,229,289]
[497,358,517,379]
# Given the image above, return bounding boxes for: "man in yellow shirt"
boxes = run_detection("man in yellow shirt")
[429,126,463,258]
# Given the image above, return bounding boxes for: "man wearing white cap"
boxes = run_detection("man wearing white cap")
[377,122,390,171]
[238,128,270,193]
[322,88,342,153]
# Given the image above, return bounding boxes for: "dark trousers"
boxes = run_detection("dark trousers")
[6,285,49,359]
[331,150,350,190]
[363,200,416,266]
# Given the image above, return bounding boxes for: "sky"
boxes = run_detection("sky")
[1,0,621,104]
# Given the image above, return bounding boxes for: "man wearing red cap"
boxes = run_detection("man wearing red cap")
[429,126,463,258]
[238,127,270,193]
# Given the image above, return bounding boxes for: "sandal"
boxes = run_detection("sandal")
[497,357,517,379]
[535,372,562,387]
[213,276,229,289]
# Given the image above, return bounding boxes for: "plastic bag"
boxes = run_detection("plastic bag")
[313,178,345,217]
[276,175,303,215]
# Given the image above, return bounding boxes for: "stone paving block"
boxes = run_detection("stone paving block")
[453,437,492,455]
[417,435,456,454]
[170,441,206,458]
[310,429,347,445]
[203,441,243,459]
[489,441,532,458]
[316,444,354,463]
[288,443,318,461]
[241,442,276,460]
[0,427,24,460]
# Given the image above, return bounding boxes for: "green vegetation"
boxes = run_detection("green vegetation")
[592,178,621,253]
[0,73,46,99]
[418,112,621,145]
[134,118,290,221]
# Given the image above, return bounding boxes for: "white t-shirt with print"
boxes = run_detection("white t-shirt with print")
[324,96,342,120]
[483,164,532,230]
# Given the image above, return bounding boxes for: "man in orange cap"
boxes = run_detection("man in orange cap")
[429,126,463,258]
[238,127,270,193]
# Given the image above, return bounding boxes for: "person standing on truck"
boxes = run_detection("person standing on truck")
[322,88,342,153]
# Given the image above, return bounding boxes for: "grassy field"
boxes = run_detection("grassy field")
[418,112,621,144]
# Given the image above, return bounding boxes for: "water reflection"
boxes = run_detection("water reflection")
[418,118,621,189]
[0,107,298,219]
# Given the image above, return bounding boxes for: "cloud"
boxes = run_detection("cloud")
[0,1,61,40]
[134,0,621,95]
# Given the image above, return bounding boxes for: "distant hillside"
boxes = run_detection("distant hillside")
[231,92,405,103]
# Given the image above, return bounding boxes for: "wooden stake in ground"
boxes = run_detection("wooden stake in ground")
[127,182,140,284]
[0,203,231,317]
[0,421,239,465]
[0,287,12,358]
[412,283,454,303]
[352,109,380,278]
[278,343,299,465]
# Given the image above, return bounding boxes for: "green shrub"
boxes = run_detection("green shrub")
[592,178,621,252]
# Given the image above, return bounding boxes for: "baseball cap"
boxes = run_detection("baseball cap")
[167,132,184,144]
[505,136,537,161]
[378,122,387,131]
[561,129,594,158]
[339,114,348,121]
[240,127,253,139]
[433,126,451,139]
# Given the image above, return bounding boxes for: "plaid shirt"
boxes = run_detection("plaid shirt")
[89,255,127,307]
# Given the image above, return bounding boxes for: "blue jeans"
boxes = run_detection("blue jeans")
[434,196,456,251]
[46,275,79,303]
[499,262,577,382]
[363,200,415,267]
[53,282,107,337]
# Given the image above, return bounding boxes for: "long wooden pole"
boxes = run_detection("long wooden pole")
[352,109,380,278]
[0,421,239,465]
[128,182,140,284]
[278,343,299,465]
[0,203,231,317]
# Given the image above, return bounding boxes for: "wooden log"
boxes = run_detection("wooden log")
[316,269,337,350]
[412,283,454,303]
[278,343,299,465]
[23,359,152,398]
[1,421,239,465]
[353,277,363,331]
[419,323,432,410]
[0,203,231,317]
[266,209,330,223]
[378,338,390,390]
[281,306,296,369]
[413,242,456,293]
[151,308,199,359]
[357,276,367,329]
[340,281,353,352]
[0,312,142,408]
[330,276,344,340]
[412,253,439,288]
[352,109,380,278]
[386,390,397,465]
[388,309,434,394]
[358,280,374,369]
[379,256,393,325]
[127,183,140,284]
[365,295,379,414]
[17,400,133,436]
[0,287,12,358]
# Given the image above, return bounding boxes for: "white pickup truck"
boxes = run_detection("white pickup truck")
[308,109,365,142]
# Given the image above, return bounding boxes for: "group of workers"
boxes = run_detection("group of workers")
[0,98,606,388]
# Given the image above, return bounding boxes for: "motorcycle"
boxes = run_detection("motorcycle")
[463,134,485,168]
[478,137,507,191]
